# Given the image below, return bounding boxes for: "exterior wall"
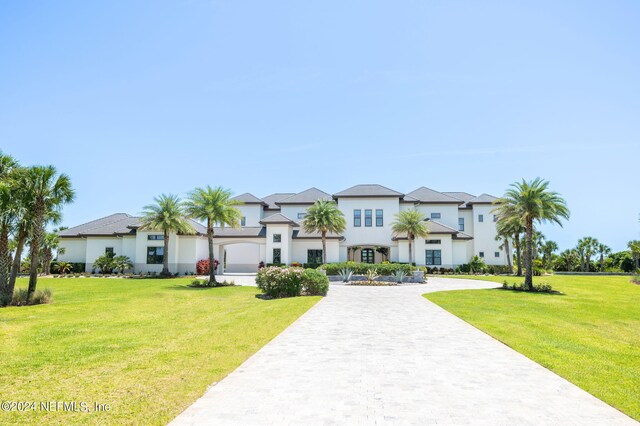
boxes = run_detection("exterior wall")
[265,224,292,264]
[412,204,460,230]
[452,240,472,265]
[58,239,87,265]
[471,204,506,266]
[237,205,263,226]
[279,205,309,222]
[224,243,261,272]
[291,239,340,264]
[458,209,473,235]
[337,197,400,247]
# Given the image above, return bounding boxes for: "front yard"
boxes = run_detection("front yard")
[425,275,640,421]
[0,278,319,425]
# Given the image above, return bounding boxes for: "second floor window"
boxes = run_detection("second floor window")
[430,213,441,219]
[458,217,465,231]
[354,210,361,227]
[241,216,246,226]
[364,209,372,227]
[297,213,306,219]
[273,234,281,243]
[478,214,484,223]
[376,209,383,227]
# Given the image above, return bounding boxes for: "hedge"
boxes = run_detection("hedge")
[50,261,86,274]
[319,262,414,275]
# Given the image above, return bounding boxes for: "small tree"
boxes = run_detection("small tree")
[93,254,116,274]
[113,255,133,275]
[54,261,73,274]
[302,200,346,265]
[468,255,486,274]
[628,240,640,270]
[391,209,429,266]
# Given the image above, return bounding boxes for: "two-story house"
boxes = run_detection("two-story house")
[58,184,507,274]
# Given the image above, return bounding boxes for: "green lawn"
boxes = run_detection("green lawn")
[425,275,640,421]
[0,278,319,425]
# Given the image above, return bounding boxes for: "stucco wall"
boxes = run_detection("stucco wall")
[237,205,263,226]
[412,204,460,230]
[337,197,400,246]
[58,239,87,264]
[265,224,292,264]
[291,239,340,264]
[471,204,506,266]
[279,205,309,222]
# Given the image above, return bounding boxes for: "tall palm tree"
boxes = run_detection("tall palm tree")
[0,153,20,304]
[41,228,66,275]
[541,240,558,270]
[558,249,579,272]
[494,178,569,290]
[302,200,346,265]
[22,165,75,300]
[493,202,524,276]
[577,237,598,272]
[597,243,611,272]
[184,186,242,285]
[391,209,429,266]
[140,194,194,277]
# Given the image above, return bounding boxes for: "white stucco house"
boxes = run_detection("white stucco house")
[58,184,507,274]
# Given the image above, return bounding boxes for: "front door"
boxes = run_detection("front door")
[361,248,375,264]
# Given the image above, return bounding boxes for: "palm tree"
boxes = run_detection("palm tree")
[597,243,611,272]
[494,178,569,290]
[113,255,134,275]
[558,249,579,272]
[628,240,640,270]
[494,227,513,272]
[0,153,20,304]
[41,229,66,275]
[140,194,194,277]
[302,200,346,265]
[184,186,242,285]
[577,237,598,272]
[391,209,429,266]
[541,240,558,270]
[22,165,75,301]
[493,202,524,276]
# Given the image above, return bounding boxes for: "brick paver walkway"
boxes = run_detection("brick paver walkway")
[171,277,637,425]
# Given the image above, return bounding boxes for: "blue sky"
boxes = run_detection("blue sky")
[1,1,639,251]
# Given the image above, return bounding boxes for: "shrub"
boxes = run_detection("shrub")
[50,261,86,274]
[189,278,235,287]
[256,267,304,298]
[291,262,302,267]
[501,281,555,293]
[303,263,322,269]
[393,269,408,283]
[319,262,413,275]
[631,275,640,285]
[302,269,329,296]
[93,254,116,274]
[468,256,486,274]
[196,259,210,275]
[10,288,53,306]
[338,268,353,283]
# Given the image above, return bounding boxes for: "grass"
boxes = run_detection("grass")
[0,277,319,425]
[425,275,640,421]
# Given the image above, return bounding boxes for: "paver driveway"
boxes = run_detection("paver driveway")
[171,277,637,425]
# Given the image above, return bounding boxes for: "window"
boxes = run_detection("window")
[495,251,500,257]
[425,239,441,244]
[479,251,485,258]
[493,215,498,222]
[241,216,246,226]
[307,249,323,264]
[354,209,361,227]
[147,235,164,240]
[458,217,465,231]
[364,209,372,227]
[361,248,375,264]
[430,213,441,219]
[478,214,484,223]
[375,209,383,227]
[147,247,164,264]
[273,233,281,243]
[425,250,442,265]
[273,248,281,264]
[297,213,306,220]
[105,247,114,256]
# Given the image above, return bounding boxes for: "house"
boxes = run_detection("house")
[58,184,507,274]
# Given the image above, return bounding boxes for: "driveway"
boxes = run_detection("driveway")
[171,277,636,425]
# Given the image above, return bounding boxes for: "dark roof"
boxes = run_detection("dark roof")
[468,194,498,204]
[212,227,266,238]
[292,229,344,240]
[261,193,295,209]
[231,193,268,206]
[259,213,298,226]
[59,213,207,237]
[405,187,464,204]
[333,184,404,198]
[441,192,476,202]
[276,187,332,205]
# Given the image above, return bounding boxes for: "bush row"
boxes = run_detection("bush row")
[256,267,329,298]
[319,262,414,276]
[49,261,86,274]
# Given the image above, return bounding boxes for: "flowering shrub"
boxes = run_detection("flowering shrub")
[256,267,330,298]
[196,258,219,275]
[319,262,413,276]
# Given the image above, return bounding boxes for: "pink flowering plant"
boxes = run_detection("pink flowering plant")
[256,266,329,298]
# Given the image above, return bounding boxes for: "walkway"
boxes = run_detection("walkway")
[171,277,636,425]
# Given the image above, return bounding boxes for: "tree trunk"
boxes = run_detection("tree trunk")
[8,232,26,302]
[161,230,170,276]
[504,238,512,271]
[0,224,11,305]
[524,219,534,291]
[321,231,327,265]
[207,219,217,286]
[600,255,604,272]
[514,234,522,276]
[27,201,45,300]
[408,234,413,266]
